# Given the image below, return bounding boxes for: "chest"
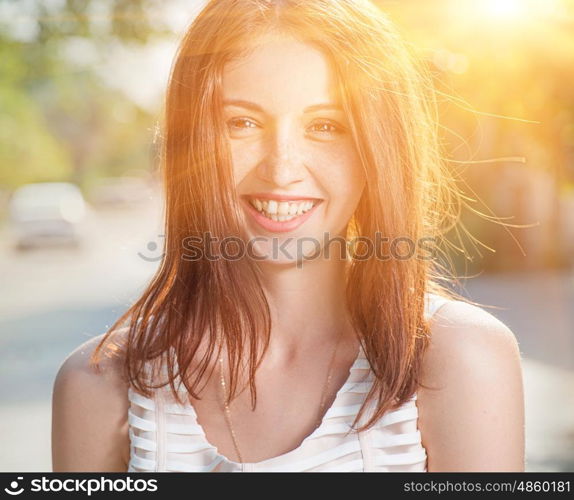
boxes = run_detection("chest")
[127,347,429,471]
[127,374,429,471]
[188,350,357,464]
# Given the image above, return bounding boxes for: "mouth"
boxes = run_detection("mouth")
[247,197,321,221]
[241,195,323,233]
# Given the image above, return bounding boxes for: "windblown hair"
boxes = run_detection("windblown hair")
[92,0,466,432]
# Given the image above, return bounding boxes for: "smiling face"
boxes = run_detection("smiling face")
[221,33,366,264]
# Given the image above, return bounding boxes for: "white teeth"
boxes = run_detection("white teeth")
[277,214,298,222]
[267,200,278,215]
[248,197,317,221]
[277,201,289,215]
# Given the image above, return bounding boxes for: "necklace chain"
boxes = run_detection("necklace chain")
[218,357,244,463]
[218,332,344,464]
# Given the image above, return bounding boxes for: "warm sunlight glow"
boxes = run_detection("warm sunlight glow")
[447,0,565,34]
[483,0,526,19]
[474,0,563,25]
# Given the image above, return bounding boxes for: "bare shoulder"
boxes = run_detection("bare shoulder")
[417,299,525,472]
[52,327,131,472]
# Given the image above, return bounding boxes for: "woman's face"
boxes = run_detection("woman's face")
[222,33,365,264]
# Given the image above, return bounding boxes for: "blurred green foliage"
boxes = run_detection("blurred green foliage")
[0,35,72,187]
[0,0,170,192]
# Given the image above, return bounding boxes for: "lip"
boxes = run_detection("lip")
[241,196,322,233]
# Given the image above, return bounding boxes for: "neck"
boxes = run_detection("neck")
[256,252,354,361]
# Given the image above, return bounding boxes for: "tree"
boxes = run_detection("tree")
[0,0,171,190]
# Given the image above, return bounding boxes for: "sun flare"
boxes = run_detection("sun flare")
[484,0,526,19]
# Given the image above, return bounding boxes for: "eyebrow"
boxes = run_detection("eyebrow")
[223,99,343,113]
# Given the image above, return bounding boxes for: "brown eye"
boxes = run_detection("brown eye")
[307,121,343,135]
[227,118,259,130]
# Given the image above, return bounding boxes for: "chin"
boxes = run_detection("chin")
[243,232,325,265]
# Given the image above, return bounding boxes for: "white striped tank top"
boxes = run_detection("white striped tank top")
[127,292,452,472]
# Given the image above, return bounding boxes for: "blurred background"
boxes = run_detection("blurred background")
[0,0,572,472]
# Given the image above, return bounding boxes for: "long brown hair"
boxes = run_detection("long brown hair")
[91,0,467,432]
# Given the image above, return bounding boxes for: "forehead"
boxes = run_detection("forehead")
[222,34,340,113]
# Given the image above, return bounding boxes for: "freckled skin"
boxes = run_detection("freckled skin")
[222,33,366,262]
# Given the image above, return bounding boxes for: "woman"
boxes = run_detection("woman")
[52,0,525,472]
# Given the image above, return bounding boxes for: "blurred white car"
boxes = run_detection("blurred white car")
[8,182,88,250]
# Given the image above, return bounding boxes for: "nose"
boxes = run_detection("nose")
[256,121,306,187]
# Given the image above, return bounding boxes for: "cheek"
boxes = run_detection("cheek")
[317,145,365,204]
[229,141,261,186]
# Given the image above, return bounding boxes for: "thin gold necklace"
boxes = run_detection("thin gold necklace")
[218,332,344,464]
